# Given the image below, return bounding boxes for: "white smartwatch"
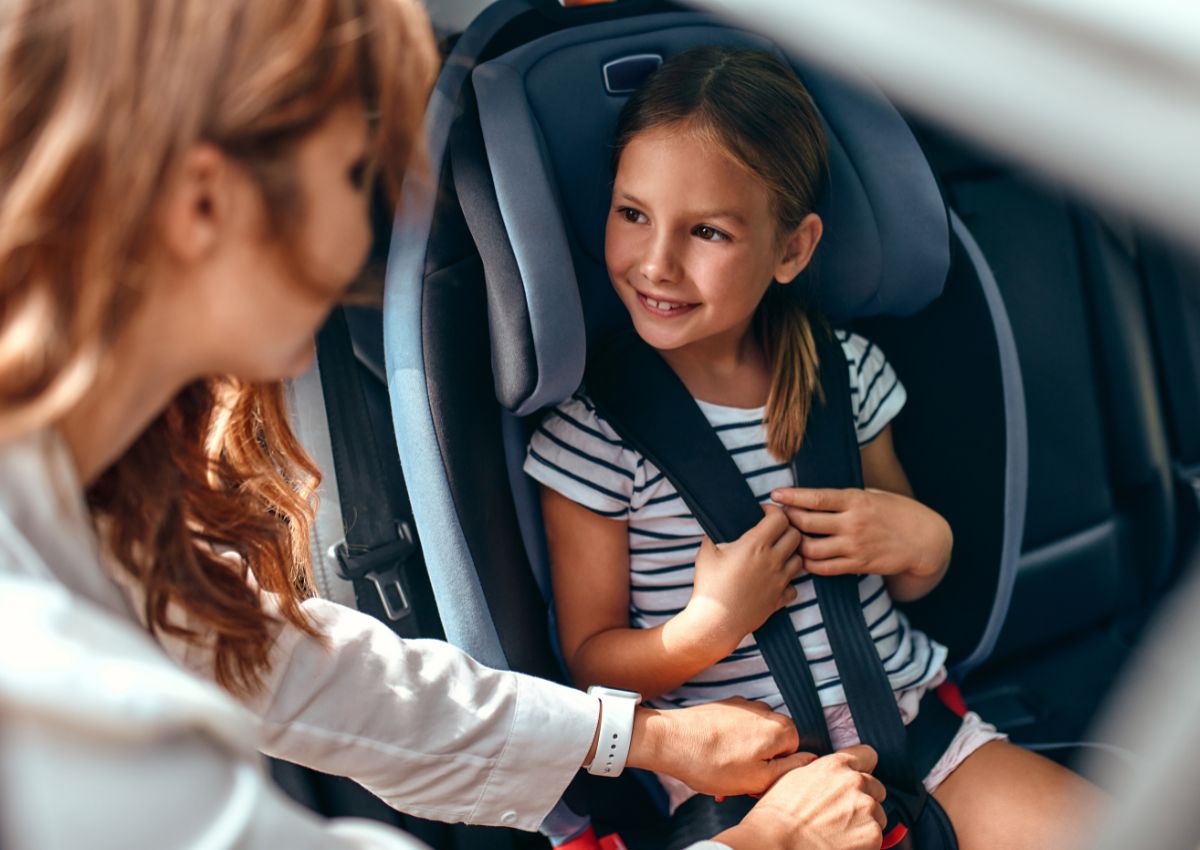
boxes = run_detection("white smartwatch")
[584,685,641,777]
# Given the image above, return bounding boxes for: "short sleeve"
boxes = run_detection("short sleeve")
[524,393,643,518]
[836,330,907,445]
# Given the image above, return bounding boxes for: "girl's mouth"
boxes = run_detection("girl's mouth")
[637,291,698,318]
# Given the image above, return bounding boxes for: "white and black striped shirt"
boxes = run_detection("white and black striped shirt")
[525,330,947,712]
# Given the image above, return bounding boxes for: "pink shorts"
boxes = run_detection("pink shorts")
[823,668,1007,793]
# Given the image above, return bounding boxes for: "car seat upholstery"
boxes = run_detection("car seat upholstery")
[904,127,1185,747]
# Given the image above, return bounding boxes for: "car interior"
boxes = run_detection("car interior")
[273,1,1200,847]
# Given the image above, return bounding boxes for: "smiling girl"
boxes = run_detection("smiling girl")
[525,46,1100,850]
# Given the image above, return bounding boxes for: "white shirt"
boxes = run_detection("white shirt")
[0,429,619,849]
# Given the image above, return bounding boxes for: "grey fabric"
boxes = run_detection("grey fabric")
[947,211,1026,675]
[381,5,525,669]
[472,11,949,415]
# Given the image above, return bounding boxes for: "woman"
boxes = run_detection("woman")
[0,1,885,848]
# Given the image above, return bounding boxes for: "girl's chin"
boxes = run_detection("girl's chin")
[630,321,693,353]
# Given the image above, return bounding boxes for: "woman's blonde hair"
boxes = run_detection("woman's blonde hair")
[613,46,830,461]
[0,0,437,694]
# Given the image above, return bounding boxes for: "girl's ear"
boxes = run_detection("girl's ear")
[774,213,823,284]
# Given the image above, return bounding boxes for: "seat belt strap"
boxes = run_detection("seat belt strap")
[316,307,421,637]
[797,330,921,811]
[586,328,926,822]
[586,330,832,752]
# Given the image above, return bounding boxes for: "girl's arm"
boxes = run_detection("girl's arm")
[542,486,803,700]
[772,425,952,603]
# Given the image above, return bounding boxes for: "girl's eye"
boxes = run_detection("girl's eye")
[693,224,730,242]
[617,206,647,224]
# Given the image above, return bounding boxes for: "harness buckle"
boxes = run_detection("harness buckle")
[335,522,417,622]
[881,784,927,850]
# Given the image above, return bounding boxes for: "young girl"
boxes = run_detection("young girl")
[526,46,1099,849]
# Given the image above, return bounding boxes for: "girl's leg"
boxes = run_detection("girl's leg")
[932,740,1104,850]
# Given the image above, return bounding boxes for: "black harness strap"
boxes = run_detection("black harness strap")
[587,328,958,850]
[796,330,920,816]
[586,330,831,754]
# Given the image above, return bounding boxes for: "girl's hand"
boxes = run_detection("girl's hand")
[770,487,952,600]
[681,506,805,654]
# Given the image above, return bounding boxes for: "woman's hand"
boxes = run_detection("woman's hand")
[715,745,887,850]
[680,506,805,655]
[627,697,819,797]
[771,486,952,602]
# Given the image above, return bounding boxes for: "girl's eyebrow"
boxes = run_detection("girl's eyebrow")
[615,190,746,226]
[694,209,746,226]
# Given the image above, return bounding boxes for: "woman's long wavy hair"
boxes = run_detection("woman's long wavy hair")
[613,47,831,461]
[0,0,437,695]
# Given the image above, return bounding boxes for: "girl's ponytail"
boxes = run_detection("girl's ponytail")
[758,283,823,461]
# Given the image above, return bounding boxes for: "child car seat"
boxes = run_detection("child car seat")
[382,0,1027,843]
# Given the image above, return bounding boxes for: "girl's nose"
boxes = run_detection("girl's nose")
[639,234,680,285]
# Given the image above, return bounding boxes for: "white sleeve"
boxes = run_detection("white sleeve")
[236,598,600,831]
[107,543,603,831]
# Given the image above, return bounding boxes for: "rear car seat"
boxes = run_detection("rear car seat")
[908,127,1182,746]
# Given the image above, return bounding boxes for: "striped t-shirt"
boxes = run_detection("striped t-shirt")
[524,330,947,714]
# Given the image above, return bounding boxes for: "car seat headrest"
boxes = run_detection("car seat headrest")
[472,13,949,416]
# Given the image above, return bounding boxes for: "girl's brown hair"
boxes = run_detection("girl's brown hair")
[613,46,830,460]
[0,0,437,695]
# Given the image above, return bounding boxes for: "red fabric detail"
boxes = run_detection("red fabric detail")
[881,823,910,850]
[936,681,969,718]
[597,834,629,850]
[557,826,599,850]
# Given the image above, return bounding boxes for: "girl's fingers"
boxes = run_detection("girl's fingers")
[780,584,799,607]
[783,554,805,581]
[784,507,842,536]
[798,534,842,561]
[771,487,850,512]
[802,557,859,576]
[747,504,790,544]
[771,525,803,558]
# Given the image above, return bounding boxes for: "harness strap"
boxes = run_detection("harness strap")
[586,329,831,754]
[586,328,953,841]
[797,330,921,816]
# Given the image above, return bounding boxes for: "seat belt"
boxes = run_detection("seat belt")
[586,328,957,850]
[315,307,422,638]
[586,329,832,754]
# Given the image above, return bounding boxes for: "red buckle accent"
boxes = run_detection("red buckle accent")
[935,681,969,718]
[881,823,909,849]
[557,827,599,850]
[554,827,627,850]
